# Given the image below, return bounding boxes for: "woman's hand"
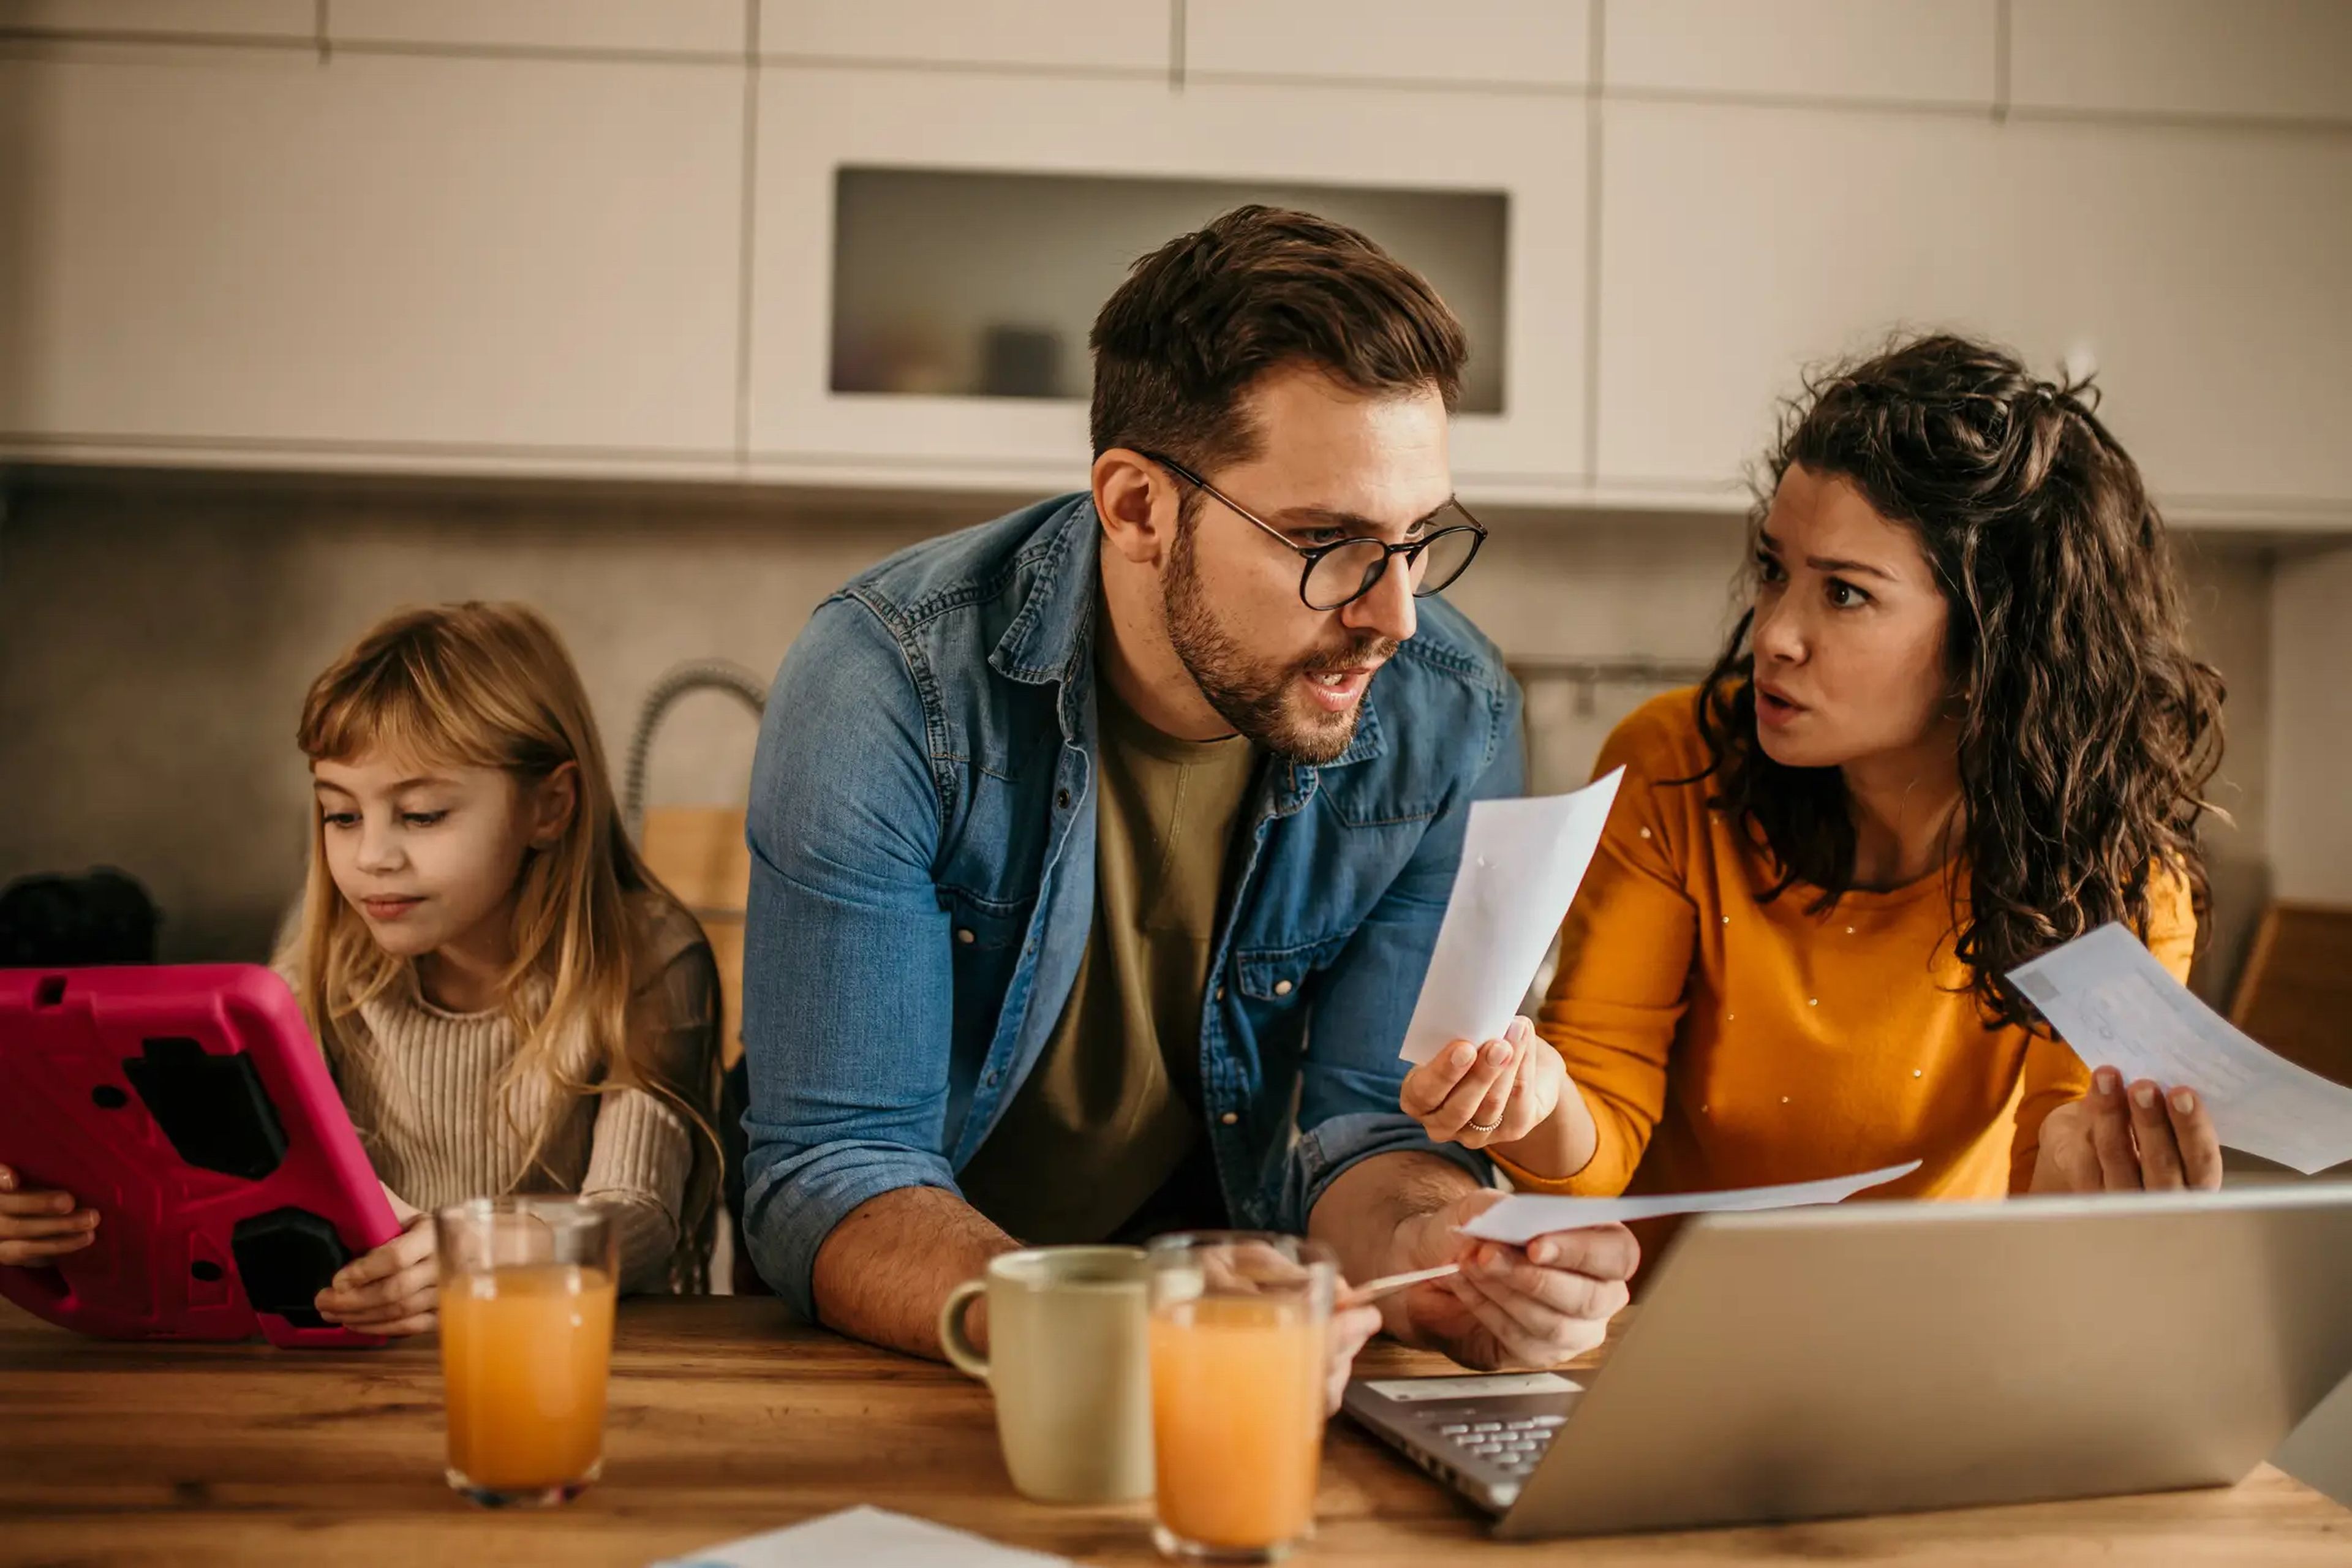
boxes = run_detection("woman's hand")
[2029,1067,2223,1193]
[1400,1017,1567,1150]
[315,1185,438,1336]
[0,1164,99,1266]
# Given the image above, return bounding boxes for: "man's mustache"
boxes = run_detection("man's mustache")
[1298,636,1400,677]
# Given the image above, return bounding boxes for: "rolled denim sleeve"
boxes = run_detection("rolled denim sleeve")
[739,596,959,1319]
[1283,676,1526,1228]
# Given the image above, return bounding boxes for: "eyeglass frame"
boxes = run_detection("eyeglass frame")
[1136,451,1489,612]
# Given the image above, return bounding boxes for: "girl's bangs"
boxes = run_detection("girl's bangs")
[299,652,510,775]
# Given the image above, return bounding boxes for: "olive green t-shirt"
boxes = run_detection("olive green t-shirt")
[959,677,1259,1244]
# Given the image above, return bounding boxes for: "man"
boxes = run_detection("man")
[739,206,1635,1378]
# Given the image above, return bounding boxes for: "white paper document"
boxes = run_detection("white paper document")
[653,1506,1071,1568]
[1459,1160,1922,1246]
[1399,768,1626,1065]
[2010,921,2352,1175]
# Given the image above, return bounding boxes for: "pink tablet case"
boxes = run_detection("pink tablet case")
[0,965,402,1346]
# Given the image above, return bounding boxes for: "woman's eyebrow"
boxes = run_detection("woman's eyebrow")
[1755,530,1898,581]
[1806,555,1899,582]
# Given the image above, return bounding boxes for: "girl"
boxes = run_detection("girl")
[290,601,723,1333]
[1403,335,2228,1261]
[6,605,723,1324]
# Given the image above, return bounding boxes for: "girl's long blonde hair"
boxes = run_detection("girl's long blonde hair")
[285,601,720,1289]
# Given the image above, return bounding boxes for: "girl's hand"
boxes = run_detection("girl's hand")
[316,1206,439,1337]
[1323,1297,1385,1416]
[0,1164,100,1266]
[2029,1067,2223,1193]
[1400,1017,1568,1151]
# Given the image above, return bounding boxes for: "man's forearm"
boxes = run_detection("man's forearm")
[809,1186,1019,1360]
[1307,1150,1482,1345]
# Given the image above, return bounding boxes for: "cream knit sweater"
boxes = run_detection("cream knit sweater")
[278,893,718,1294]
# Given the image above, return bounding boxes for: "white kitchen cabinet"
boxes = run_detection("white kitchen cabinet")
[1594,100,2018,498]
[1594,96,2352,518]
[746,67,1588,496]
[329,0,744,56]
[1999,118,2352,513]
[2010,0,2352,124]
[1185,0,1590,89]
[0,1,310,39]
[0,50,742,460]
[760,0,1166,74]
[1605,0,1996,107]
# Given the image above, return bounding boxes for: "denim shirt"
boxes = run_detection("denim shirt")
[738,493,1523,1317]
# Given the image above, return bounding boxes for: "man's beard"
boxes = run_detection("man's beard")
[1161,517,1398,765]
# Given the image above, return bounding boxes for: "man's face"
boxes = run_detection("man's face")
[1161,364,1453,764]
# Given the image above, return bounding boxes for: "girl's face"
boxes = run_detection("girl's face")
[311,750,575,962]
[1746,464,1957,772]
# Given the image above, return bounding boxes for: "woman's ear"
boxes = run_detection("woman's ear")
[529,761,580,849]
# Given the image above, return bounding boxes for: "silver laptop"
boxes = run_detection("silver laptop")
[1344,1183,2352,1539]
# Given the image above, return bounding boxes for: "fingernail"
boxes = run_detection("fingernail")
[1452,1044,1474,1068]
[2132,1085,2155,1110]
[2173,1090,2196,1115]
[1489,1041,1513,1065]
[2095,1069,2119,1096]
[1529,1242,1553,1265]
[53,1193,74,1213]
[0,1166,14,1190]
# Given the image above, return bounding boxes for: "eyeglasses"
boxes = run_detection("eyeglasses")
[1139,451,1488,613]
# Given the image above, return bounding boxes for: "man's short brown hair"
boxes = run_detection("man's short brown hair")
[1088,205,1467,472]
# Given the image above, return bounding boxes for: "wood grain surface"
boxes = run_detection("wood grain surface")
[3,1294,2346,1566]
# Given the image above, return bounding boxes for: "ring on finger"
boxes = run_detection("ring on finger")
[1468,1109,1505,1133]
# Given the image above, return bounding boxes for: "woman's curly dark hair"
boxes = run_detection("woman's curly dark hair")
[1692,333,2226,1027]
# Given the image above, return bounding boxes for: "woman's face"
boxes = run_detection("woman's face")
[1747,464,1956,772]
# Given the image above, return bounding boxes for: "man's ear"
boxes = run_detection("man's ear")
[1092,448,1182,568]
[529,761,579,850]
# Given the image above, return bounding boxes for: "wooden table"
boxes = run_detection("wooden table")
[3,1295,2347,1566]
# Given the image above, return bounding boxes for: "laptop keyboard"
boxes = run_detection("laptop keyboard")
[1432,1413,1566,1476]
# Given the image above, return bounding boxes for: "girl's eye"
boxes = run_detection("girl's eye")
[401,810,448,827]
[322,811,359,829]
[1827,578,1872,609]
[1755,552,1785,583]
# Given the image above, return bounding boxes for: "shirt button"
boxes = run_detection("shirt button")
[1273,979,1294,997]
[1215,986,1226,1001]
[1219,1112,1238,1126]
[956,928,976,945]
[1056,788,1072,810]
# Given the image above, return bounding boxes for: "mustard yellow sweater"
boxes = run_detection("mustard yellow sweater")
[1499,690,2193,1203]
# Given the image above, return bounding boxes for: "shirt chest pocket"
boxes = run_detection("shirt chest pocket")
[1229,936,1351,1008]
[942,888,1033,952]
[941,889,1035,1052]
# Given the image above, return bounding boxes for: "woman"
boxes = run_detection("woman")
[1403,333,2227,1221]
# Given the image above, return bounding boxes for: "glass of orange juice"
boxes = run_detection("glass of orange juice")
[434,1197,619,1507]
[1145,1232,1335,1562]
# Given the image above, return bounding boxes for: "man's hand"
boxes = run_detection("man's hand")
[1382,1189,1635,1370]
[2030,1067,2222,1193]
